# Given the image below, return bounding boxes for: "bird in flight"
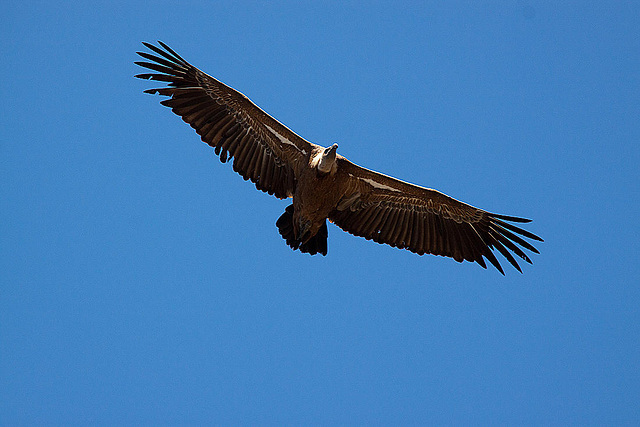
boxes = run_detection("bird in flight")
[135,41,542,274]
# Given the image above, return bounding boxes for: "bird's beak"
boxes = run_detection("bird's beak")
[327,144,338,158]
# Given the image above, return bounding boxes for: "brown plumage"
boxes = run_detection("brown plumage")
[135,41,543,274]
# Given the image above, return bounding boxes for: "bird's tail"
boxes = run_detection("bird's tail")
[276,204,328,256]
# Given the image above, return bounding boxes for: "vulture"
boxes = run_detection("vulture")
[135,41,542,274]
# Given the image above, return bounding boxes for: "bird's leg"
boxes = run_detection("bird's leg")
[297,217,313,243]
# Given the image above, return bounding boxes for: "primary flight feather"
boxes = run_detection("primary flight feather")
[135,41,543,274]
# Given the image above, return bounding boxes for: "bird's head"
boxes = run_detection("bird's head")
[317,143,338,174]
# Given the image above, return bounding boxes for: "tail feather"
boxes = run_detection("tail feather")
[276,204,328,256]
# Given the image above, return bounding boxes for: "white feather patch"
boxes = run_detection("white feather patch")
[263,124,307,155]
[360,177,401,192]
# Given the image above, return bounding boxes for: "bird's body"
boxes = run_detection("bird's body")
[136,41,542,273]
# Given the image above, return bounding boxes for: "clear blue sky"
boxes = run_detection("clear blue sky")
[2,1,639,424]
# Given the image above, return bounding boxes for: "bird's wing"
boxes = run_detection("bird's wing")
[135,41,317,199]
[330,158,543,273]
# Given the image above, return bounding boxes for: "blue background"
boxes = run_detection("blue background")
[2,1,639,424]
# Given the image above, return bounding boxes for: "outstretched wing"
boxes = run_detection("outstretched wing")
[135,41,316,199]
[331,159,543,274]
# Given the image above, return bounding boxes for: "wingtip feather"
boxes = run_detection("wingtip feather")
[157,40,187,63]
[490,213,532,223]
[484,249,505,275]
